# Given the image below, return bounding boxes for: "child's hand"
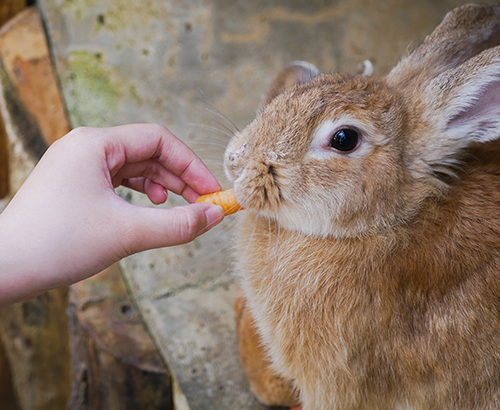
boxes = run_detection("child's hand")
[0,124,225,307]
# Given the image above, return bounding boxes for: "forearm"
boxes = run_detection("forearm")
[0,198,87,307]
[0,213,57,307]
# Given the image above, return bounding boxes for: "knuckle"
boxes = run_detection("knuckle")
[147,163,162,182]
[149,123,169,135]
[178,208,203,242]
[66,126,94,140]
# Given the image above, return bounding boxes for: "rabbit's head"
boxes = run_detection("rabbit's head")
[224,4,500,239]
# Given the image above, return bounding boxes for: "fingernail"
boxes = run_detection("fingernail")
[204,204,225,227]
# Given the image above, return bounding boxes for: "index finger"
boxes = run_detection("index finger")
[99,124,221,195]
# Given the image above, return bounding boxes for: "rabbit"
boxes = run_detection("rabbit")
[225,4,500,410]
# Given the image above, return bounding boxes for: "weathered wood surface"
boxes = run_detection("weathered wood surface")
[0,3,26,406]
[0,7,71,410]
[37,0,498,408]
[0,0,26,25]
[0,104,9,198]
[0,7,70,147]
[0,326,20,410]
[68,264,173,410]
[0,289,71,410]
[0,0,27,198]
[0,6,69,194]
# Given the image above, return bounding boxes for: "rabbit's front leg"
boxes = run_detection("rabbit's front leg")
[235,292,300,407]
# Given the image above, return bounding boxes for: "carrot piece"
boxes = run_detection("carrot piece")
[195,188,242,215]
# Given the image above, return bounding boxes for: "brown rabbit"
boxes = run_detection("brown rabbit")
[226,4,500,410]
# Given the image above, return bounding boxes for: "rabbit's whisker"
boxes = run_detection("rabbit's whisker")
[196,85,240,134]
[192,140,229,149]
[187,123,234,140]
[205,107,240,135]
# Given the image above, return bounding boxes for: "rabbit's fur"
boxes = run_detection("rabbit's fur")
[225,4,500,410]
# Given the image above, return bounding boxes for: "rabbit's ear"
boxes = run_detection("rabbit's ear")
[425,46,500,146]
[260,61,320,108]
[354,60,373,77]
[434,47,500,145]
[388,4,500,90]
[409,45,500,176]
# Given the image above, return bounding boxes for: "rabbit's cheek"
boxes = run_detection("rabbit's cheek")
[224,159,241,182]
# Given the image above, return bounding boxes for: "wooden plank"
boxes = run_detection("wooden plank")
[0,3,26,406]
[0,7,70,147]
[0,5,70,199]
[0,7,70,410]
[68,265,173,410]
[0,289,71,410]
[0,114,8,198]
[0,0,26,25]
[0,328,20,410]
[0,0,27,198]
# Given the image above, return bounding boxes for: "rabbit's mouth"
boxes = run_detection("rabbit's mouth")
[232,161,284,216]
[232,162,358,239]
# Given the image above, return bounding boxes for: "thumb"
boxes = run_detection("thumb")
[123,203,225,253]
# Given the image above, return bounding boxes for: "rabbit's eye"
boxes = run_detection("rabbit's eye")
[330,129,359,152]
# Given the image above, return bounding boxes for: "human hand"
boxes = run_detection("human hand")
[0,124,225,306]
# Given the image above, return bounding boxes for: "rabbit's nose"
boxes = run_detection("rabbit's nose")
[228,142,248,162]
[224,142,248,182]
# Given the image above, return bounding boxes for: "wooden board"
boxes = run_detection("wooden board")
[0,289,70,410]
[0,326,19,410]
[0,0,26,24]
[68,264,173,410]
[0,6,70,148]
[0,0,27,198]
[0,9,71,408]
[0,110,9,197]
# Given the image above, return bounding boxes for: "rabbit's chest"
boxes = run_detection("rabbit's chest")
[235,220,391,380]
[235,213,500,407]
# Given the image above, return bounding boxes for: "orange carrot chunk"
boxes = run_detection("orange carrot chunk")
[195,188,242,215]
